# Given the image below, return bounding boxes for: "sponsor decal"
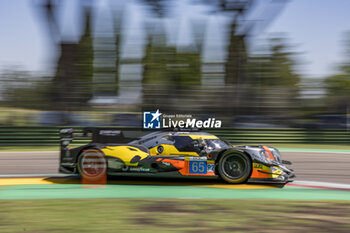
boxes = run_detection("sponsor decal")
[143,109,222,129]
[99,130,121,136]
[129,167,150,172]
[253,163,263,169]
[187,157,207,161]
[207,163,215,172]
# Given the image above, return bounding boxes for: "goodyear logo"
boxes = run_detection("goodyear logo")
[143,109,162,129]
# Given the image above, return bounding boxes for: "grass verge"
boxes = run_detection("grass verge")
[0,199,349,232]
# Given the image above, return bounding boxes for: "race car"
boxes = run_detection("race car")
[59,128,295,184]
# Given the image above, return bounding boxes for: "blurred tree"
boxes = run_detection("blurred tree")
[39,0,93,111]
[93,2,124,97]
[142,34,173,85]
[205,0,289,117]
[75,7,94,103]
[225,21,248,85]
[0,69,51,109]
[218,0,252,85]
[214,0,252,117]
[142,34,201,112]
[141,0,201,112]
[325,73,350,113]
[142,0,167,17]
[142,40,201,86]
[324,33,350,114]
[113,10,123,96]
[246,37,301,115]
[250,38,300,87]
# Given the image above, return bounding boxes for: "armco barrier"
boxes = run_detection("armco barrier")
[0,127,85,146]
[0,127,350,146]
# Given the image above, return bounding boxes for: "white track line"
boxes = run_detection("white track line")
[292,180,350,189]
[279,149,350,154]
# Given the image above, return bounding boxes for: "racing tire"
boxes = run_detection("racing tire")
[77,149,107,182]
[218,151,251,184]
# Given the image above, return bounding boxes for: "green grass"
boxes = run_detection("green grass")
[0,199,349,232]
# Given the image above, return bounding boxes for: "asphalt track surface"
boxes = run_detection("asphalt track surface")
[0,151,349,184]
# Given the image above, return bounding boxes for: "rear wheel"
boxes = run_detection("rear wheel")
[77,149,107,181]
[218,151,251,184]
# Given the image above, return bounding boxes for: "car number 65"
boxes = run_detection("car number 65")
[189,161,207,174]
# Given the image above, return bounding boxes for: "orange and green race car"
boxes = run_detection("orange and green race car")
[59,128,295,184]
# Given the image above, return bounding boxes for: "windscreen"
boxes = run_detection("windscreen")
[204,139,230,150]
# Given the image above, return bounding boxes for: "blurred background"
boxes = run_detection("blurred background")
[1,0,350,131]
[1,3,350,231]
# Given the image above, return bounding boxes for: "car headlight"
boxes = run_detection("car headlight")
[270,148,281,163]
[259,146,282,164]
[259,150,270,163]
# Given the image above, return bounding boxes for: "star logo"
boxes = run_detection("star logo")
[143,110,162,129]
[150,109,162,122]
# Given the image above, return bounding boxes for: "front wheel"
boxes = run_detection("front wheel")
[218,151,251,184]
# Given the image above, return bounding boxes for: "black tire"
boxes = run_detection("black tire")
[218,151,251,184]
[77,149,107,181]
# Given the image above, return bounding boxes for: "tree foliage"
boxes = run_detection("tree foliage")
[41,0,93,110]
[323,32,350,113]
[244,37,301,115]
[0,70,51,109]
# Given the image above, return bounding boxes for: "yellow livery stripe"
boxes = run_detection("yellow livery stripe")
[101,146,149,166]
[187,135,218,139]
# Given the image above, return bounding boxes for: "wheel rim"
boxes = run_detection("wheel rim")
[221,154,248,180]
[80,150,106,177]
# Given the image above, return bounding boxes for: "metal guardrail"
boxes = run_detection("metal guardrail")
[0,127,350,146]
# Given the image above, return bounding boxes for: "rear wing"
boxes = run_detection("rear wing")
[59,127,149,147]
[83,128,129,143]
